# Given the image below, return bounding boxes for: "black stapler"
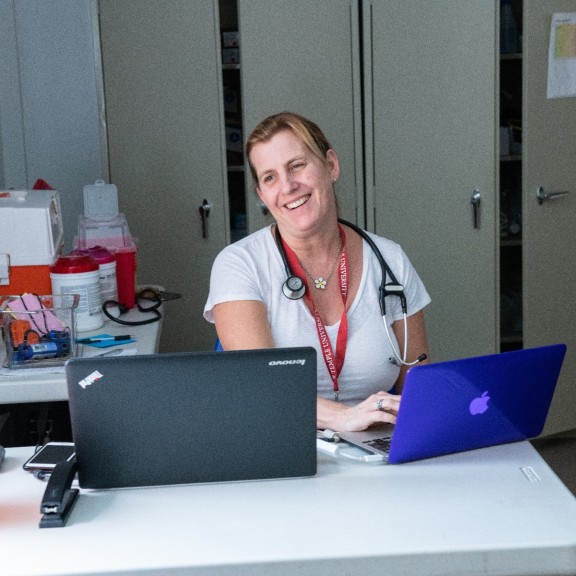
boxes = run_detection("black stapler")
[39,457,79,528]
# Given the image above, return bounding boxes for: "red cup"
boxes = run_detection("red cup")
[114,248,137,309]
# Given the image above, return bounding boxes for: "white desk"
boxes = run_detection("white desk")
[1,442,575,576]
[0,307,162,404]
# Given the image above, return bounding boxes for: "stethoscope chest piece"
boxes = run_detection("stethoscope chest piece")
[282,275,306,300]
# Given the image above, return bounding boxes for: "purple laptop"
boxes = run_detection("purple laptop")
[338,344,566,463]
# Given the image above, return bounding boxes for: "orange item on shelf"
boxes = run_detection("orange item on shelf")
[9,319,40,348]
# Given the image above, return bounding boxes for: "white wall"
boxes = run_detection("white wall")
[0,0,106,252]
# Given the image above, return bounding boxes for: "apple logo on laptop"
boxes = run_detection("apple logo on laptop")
[469,391,490,415]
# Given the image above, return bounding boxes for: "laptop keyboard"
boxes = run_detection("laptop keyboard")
[363,437,392,453]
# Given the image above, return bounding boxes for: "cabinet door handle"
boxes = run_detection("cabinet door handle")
[471,189,481,228]
[199,199,211,238]
[536,186,569,205]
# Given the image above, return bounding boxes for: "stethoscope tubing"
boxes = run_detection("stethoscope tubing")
[275,218,419,366]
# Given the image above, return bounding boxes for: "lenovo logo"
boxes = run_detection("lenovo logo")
[79,370,103,389]
[268,359,306,366]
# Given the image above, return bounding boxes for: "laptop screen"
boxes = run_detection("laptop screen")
[66,347,317,489]
[338,344,566,464]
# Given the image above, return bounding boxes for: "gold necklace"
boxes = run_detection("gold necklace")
[296,237,343,289]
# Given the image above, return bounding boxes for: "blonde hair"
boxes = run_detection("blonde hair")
[245,112,333,187]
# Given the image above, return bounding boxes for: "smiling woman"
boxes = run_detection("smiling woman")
[248,118,340,247]
[203,112,432,434]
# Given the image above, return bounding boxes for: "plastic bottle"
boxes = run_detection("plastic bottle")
[500,0,518,54]
[71,246,118,305]
[114,247,137,309]
[72,246,120,318]
[50,255,104,332]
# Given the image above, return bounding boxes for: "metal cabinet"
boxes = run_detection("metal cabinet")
[99,0,363,352]
[365,0,576,435]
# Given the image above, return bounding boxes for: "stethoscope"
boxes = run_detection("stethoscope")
[102,288,163,326]
[274,218,426,367]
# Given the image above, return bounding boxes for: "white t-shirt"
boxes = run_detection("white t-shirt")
[204,226,431,405]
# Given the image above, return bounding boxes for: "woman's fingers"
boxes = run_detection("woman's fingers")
[371,391,400,416]
[340,392,401,431]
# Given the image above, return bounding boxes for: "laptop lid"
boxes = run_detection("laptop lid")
[339,344,566,464]
[65,347,317,489]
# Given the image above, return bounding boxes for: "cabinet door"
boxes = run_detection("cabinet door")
[365,0,497,361]
[239,0,363,229]
[523,0,576,435]
[99,0,228,352]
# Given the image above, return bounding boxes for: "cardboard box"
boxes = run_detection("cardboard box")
[222,48,240,65]
[222,31,240,48]
[0,190,63,295]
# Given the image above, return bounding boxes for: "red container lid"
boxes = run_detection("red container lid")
[71,245,115,264]
[50,254,99,274]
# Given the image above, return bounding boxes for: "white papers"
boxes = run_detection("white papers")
[547,13,576,99]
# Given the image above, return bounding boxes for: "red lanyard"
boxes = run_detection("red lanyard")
[281,226,349,400]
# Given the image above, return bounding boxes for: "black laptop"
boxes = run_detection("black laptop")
[65,348,317,489]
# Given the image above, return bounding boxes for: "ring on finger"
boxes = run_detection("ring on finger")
[376,398,386,412]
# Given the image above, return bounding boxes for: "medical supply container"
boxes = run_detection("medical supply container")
[0,190,64,296]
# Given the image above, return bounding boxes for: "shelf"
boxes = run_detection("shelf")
[500,333,523,345]
[500,336,523,352]
[500,237,522,247]
[500,154,522,162]
[219,9,246,244]
[500,52,522,60]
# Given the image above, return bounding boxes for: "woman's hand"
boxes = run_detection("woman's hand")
[317,391,401,432]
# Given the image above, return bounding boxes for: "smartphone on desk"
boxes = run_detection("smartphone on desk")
[23,442,75,471]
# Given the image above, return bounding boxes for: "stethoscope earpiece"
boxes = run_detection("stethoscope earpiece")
[282,275,306,300]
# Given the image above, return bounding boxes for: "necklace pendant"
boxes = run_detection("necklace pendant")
[314,277,327,289]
